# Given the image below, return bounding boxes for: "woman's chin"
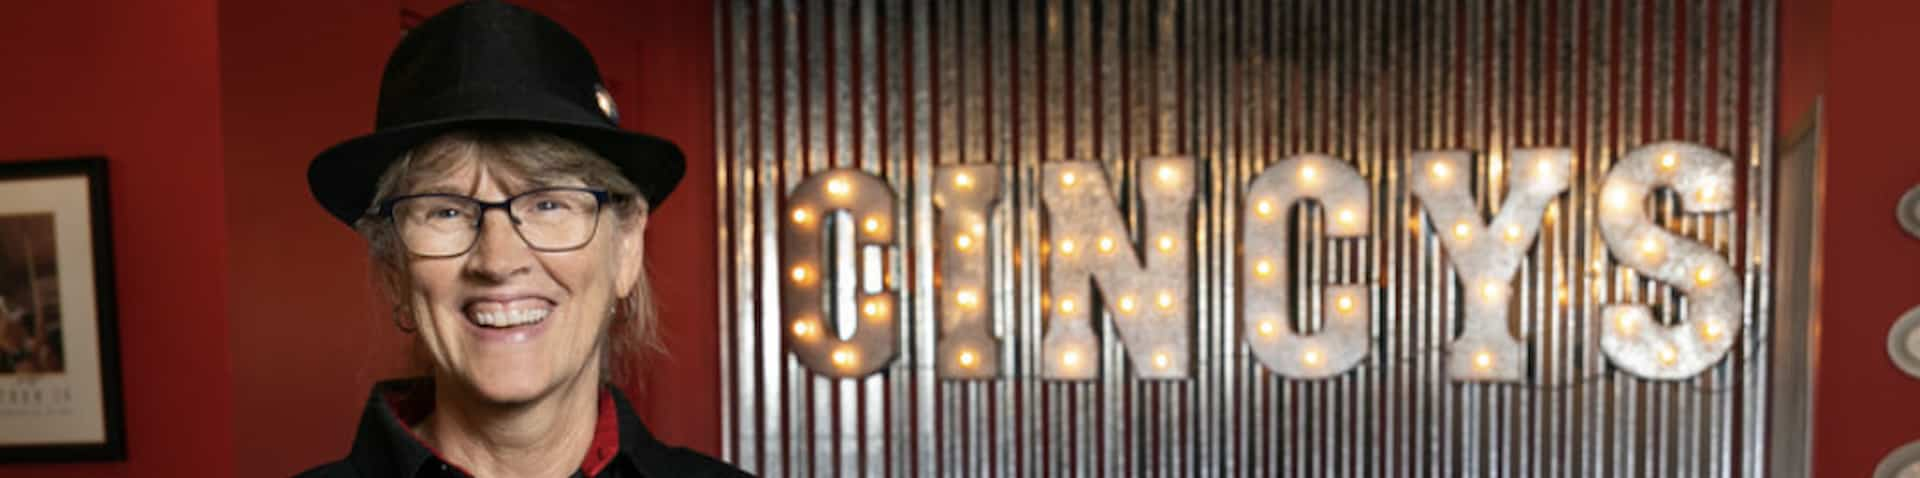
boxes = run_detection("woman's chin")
[456,366,561,405]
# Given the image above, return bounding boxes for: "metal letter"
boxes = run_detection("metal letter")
[780,169,899,377]
[1598,141,1739,379]
[1241,155,1372,378]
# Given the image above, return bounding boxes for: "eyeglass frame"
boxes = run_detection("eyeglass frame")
[372,186,626,258]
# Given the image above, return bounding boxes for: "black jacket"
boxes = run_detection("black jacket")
[298,379,751,478]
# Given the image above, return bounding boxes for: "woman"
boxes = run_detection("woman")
[298,2,746,476]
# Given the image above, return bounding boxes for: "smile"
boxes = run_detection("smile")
[464,298,554,328]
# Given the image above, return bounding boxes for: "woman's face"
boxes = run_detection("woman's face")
[399,157,645,405]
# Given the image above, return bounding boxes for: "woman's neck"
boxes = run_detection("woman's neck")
[414,371,601,477]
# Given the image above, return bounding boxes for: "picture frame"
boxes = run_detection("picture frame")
[0,157,123,463]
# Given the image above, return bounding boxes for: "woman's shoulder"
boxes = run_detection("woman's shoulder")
[654,446,755,477]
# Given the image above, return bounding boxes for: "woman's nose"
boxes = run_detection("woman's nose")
[464,208,533,280]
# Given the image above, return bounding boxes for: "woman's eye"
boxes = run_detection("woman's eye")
[427,208,465,219]
[535,200,568,211]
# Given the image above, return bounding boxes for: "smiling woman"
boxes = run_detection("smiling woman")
[294,1,745,477]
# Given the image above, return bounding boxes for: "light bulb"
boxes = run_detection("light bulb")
[1504,225,1523,243]
[1336,209,1357,225]
[831,347,857,367]
[1157,291,1175,310]
[1697,185,1717,202]
[954,172,974,189]
[1335,295,1355,313]
[827,179,851,197]
[1060,298,1077,314]
[1299,165,1318,183]
[1640,236,1663,258]
[1302,349,1323,366]
[863,216,882,234]
[1158,165,1178,184]
[958,350,978,368]
[1701,320,1724,340]
[1257,321,1277,337]
[1431,161,1451,180]
[1658,347,1677,365]
[1473,351,1494,370]
[1097,236,1115,253]
[1453,222,1472,240]
[955,234,974,251]
[1157,235,1176,253]
[1061,351,1081,367]
[1153,353,1171,369]
[1536,159,1556,180]
[1058,239,1076,255]
[1481,282,1503,302]
[1118,296,1136,313]
[791,208,812,224]
[1254,260,1274,278]
[1060,172,1077,187]
[1255,200,1274,218]
[1606,187,1631,210]
[1615,311,1638,334]
[1694,266,1715,286]
[1659,153,1677,170]
[790,265,811,284]
[956,290,979,308]
[792,320,816,338]
[862,298,885,318]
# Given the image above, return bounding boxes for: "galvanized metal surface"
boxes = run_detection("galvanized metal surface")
[715,0,1779,476]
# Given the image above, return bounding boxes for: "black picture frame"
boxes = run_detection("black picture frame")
[0,157,123,463]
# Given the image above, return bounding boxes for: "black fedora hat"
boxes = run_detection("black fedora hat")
[308,0,684,226]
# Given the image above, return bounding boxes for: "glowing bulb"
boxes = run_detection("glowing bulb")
[1153,353,1171,369]
[1659,153,1677,170]
[863,216,882,234]
[1157,165,1178,184]
[1546,203,1560,223]
[1118,296,1136,313]
[791,208,812,224]
[1694,266,1715,286]
[1257,321,1277,337]
[1640,237,1664,258]
[1591,258,1607,273]
[1430,161,1451,180]
[1481,282,1503,302]
[792,320,816,338]
[956,290,979,308]
[832,348,858,367]
[1158,235,1176,253]
[1536,159,1556,180]
[1336,209,1357,225]
[958,350,978,368]
[954,172,974,189]
[1061,351,1081,367]
[1255,200,1274,218]
[1299,165,1318,183]
[1157,291,1175,310]
[827,179,851,197]
[1701,320,1724,340]
[1554,285,1569,304]
[1335,295,1355,313]
[1615,311,1638,334]
[862,298,886,318]
[1097,236,1115,253]
[1060,172,1078,187]
[1606,187,1631,210]
[1302,349,1323,366]
[1058,239,1077,255]
[1060,298,1077,314]
[1254,260,1274,278]
[1697,185,1717,202]
[1658,347,1678,365]
[971,223,986,236]
[1504,225,1523,243]
[955,234,974,251]
[1473,351,1494,370]
[1453,222,1472,240]
[790,266,811,284]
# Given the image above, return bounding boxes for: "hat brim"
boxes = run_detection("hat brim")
[308,115,685,226]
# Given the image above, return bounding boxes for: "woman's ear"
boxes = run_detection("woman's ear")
[615,201,650,298]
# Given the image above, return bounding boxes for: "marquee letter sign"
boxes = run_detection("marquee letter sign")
[719,1,1782,473]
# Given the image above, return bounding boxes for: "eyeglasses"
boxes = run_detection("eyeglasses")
[375,187,619,257]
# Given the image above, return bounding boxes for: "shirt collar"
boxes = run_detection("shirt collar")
[343,378,661,477]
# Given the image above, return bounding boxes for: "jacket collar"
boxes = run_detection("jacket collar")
[342,378,669,477]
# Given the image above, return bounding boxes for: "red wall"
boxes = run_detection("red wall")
[218,0,717,476]
[1811,0,1920,475]
[0,0,237,476]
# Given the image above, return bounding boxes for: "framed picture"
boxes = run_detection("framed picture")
[0,157,123,462]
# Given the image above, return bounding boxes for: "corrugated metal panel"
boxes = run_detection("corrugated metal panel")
[716,1,1779,475]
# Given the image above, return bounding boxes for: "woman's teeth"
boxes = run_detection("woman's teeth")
[471,307,550,327]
